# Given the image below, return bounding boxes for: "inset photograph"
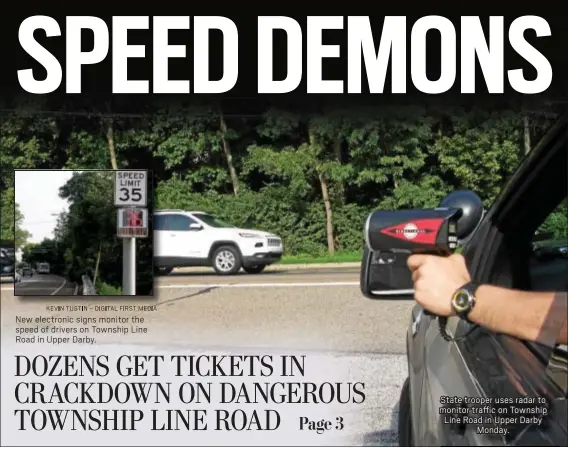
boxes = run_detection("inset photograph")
[13,169,154,296]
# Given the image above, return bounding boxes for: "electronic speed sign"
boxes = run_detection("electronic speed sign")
[114,170,148,207]
[117,208,148,238]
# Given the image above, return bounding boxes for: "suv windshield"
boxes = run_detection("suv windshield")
[194,213,235,228]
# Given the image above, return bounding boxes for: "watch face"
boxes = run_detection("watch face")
[453,290,471,312]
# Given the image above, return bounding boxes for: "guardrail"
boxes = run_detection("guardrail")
[81,274,97,295]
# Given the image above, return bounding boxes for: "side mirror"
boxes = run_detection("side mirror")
[189,223,203,231]
[360,189,484,300]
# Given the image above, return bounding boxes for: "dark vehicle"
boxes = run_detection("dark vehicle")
[22,266,33,277]
[361,116,568,445]
[0,241,15,259]
[533,237,568,261]
[0,249,16,280]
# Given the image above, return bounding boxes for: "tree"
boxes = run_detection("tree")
[152,105,244,194]
[0,187,16,243]
[346,107,438,209]
[54,170,153,293]
[219,106,240,195]
[14,202,30,250]
[246,111,354,254]
[2,99,561,258]
[3,193,31,249]
[56,171,119,284]
[429,110,523,206]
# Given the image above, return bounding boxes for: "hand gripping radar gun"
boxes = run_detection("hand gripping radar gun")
[360,190,484,339]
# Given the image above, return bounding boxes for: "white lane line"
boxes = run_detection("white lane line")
[51,278,67,295]
[155,281,360,289]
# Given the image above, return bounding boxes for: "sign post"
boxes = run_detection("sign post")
[114,170,148,296]
[122,238,136,296]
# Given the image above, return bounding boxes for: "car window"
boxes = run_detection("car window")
[168,214,195,231]
[527,198,568,394]
[193,213,234,228]
[154,215,169,231]
[529,198,568,292]
[471,122,568,402]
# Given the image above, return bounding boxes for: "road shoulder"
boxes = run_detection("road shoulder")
[173,261,361,274]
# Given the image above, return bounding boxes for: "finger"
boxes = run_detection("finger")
[412,269,421,283]
[407,254,429,270]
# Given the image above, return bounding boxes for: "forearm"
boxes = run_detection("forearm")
[468,285,568,345]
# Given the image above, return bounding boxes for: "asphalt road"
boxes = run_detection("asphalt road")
[12,274,77,296]
[159,265,362,287]
[1,265,414,445]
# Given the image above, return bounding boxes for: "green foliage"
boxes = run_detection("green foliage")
[1,101,560,257]
[156,180,370,255]
[14,202,31,249]
[430,111,523,206]
[538,200,568,240]
[1,187,15,242]
[49,171,153,293]
[96,281,122,296]
[280,251,362,264]
[1,193,30,249]
[55,171,119,283]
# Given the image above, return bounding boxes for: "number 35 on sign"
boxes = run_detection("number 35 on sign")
[115,170,148,206]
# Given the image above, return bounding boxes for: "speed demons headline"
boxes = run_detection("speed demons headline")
[18,15,553,95]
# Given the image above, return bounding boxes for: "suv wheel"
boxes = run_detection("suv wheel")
[212,246,242,275]
[398,377,413,446]
[243,265,266,274]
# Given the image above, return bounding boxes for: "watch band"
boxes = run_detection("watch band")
[461,281,479,298]
[452,281,479,320]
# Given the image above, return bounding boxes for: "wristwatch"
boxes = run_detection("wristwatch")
[451,282,479,320]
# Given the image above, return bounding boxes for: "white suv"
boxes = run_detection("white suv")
[153,210,284,275]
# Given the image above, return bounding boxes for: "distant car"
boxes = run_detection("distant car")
[37,263,50,274]
[532,239,568,261]
[153,210,284,275]
[22,267,33,277]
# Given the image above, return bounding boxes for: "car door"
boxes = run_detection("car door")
[163,213,209,260]
[420,116,568,446]
[153,214,173,259]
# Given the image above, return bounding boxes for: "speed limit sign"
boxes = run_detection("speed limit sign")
[114,170,148,206]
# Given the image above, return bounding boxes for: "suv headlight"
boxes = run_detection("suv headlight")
[239,232,261,238]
